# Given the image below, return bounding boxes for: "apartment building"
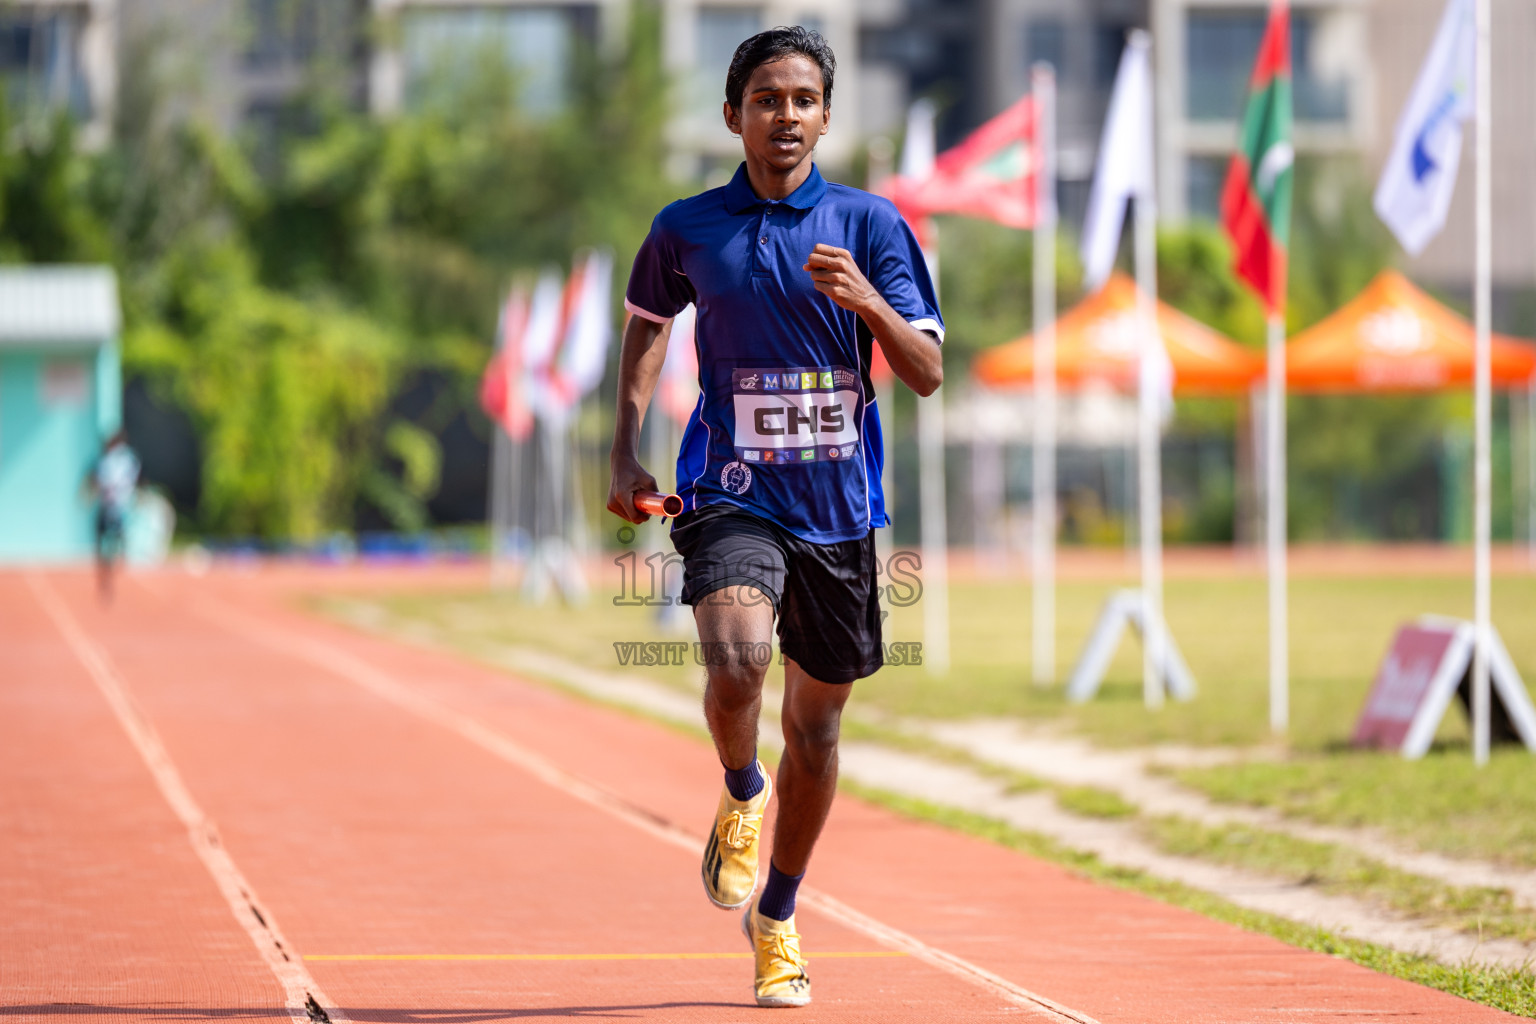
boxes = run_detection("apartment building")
[116,0,366,147]
[981,0,1148,224]
[0,0,117,146]
[975,0,1534,303]
[1152,0,1371,223]
[367,0,915,179]
[18,0,1533,299]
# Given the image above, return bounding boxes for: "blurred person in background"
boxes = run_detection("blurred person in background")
[608,25,943,1009]
[88,430,140,602]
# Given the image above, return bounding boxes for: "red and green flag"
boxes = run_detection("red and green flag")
[885,95,1040,235]
[1221,2,1294,314]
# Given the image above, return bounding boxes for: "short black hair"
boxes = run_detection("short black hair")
[725,26,835,111]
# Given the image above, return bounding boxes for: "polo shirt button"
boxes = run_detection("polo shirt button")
[760,237,767,244]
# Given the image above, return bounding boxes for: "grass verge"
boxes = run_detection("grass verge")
[1143,816,1536,943]
[1173,751,1536,869]
[845,783,1536,1018]
[1053,784,1139,819]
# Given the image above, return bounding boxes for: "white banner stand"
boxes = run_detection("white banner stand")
[1066,589,1197,703]
[1358,616,1536,760]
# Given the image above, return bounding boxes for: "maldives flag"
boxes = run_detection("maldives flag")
[885,95,1039,232]
[1221,2,1294,314]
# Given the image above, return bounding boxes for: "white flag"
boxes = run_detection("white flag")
[899,98,937,181]
[1081,31,1154,292]
[523,268,569,425]
[659,304,700,426]
[521,269,565,378]
[1374,0,1475,256]
[557,248,614,400]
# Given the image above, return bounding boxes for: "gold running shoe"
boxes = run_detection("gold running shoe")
[742,898,812,1008]
[701,763,771,910]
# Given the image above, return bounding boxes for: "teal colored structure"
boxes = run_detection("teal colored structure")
[0,267,123,564]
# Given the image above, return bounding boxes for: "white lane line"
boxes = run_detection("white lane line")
[195,594,1101,1024]
[27,575,345,1024]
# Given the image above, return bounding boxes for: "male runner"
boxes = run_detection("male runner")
[607,26,943,1008]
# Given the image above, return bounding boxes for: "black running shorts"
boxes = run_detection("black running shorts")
[671,504,882,684]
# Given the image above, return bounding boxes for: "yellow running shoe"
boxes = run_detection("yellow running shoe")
[701,763,771,910]
[742,898,812,1008]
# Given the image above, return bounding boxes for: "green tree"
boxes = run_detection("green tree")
[128,241,405,540]
[103,4,681,540]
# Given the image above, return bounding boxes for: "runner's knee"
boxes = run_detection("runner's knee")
[706,657,767,708]
[783,710,840,776]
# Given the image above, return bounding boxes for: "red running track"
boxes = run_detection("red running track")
[0,566,1521,1023]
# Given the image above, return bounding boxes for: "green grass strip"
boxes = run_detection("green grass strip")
[1053,784,1139,819]
[1174,753,1536,870]
[1144,816,1536,944]
[844,782,1536,1019]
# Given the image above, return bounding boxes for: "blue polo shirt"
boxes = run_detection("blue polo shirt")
[625,163,943,544]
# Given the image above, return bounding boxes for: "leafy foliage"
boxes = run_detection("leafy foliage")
[0,6,677,541]
[128,242,404,539]
[0,13,1493,543]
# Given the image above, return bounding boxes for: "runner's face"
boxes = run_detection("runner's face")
[726,55,829,174]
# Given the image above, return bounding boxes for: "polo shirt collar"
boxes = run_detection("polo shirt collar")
[722,162,828,213]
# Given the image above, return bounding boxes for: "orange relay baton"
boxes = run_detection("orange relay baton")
[634,490,684,518]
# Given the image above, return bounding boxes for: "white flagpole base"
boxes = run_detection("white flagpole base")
[1066,589,1197,704]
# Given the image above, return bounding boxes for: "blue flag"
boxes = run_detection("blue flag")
[1374,0,1475,256]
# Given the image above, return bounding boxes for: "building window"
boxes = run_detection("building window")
[696,7,763,121]
[1092,25,1128,90]
[1025,19,1065,73]
[0,7,92,123]
[796,16,826,39]
[403,6,588,116]
[1185,8,1349,124]
[1186,155,1225,221]
[246,0,315,68]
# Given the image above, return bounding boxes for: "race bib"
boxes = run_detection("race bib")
[731,366,861,466]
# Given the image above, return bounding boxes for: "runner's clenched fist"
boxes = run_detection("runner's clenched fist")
[804,244,878,314]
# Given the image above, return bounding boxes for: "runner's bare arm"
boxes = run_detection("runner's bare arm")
[804,243,943,397]
[608,315,669,523]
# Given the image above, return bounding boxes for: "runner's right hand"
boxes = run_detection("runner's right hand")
[608,456,660,524]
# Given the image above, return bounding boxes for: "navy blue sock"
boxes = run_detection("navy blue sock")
[757,860,804,921]
[723,754,765,802]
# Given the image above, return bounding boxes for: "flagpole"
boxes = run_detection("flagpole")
[1472,0,1492,765]
[1266,312,1288,733]
[1527,375,1536,568]
[1134,186,1163,710]
[488,417,509,583]
[1031,63,1057,687]
[919,234,951,676]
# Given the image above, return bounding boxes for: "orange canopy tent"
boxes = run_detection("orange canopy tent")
[1286,271,1536,392]
[973,273,1264,395]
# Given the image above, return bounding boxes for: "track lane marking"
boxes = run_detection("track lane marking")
[27,574,345,1024]
[306,951,907,961]
[193,592,1101,1024]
